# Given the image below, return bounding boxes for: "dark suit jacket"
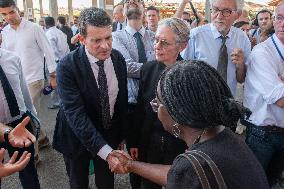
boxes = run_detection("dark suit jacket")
[58,25,76,51]
[53,46,128,159]
[129,56,184,150]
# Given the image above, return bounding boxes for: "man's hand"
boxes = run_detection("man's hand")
[9,117,36,148]
[130,148,139,160]
[106,150,132,174]
[231,48,245,67]
[250,37,257,48]
[50,77,57,89]
[0,148,31,178]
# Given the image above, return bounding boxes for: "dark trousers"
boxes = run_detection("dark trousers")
[126,103,141,189]
[140,130,187,189]
[63,149,114,189]
[244,120,284,186]
[6,117,40,189]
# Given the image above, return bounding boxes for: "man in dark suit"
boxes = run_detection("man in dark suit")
[53,7,128,189]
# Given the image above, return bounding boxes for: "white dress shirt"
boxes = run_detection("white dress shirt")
[0,49,35,124]
[182,23,251,96]
[114,20,127,32]
[1,19,57,84]
[244,34,284,127]
[85,47,119,160]
[45,26,70,61]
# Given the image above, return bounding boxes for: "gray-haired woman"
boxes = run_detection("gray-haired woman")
[114,61,269,189]
[127,17,190,189]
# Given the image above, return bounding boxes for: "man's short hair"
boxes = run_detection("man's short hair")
[79,7,112,37]
[233,21,249,28]
[0,0,16,8]
[146,6,160,16]
[182,11,189,15]
[256,9,272,20]
[209,0,243,11]
[126,8,142,20]
[57,16,66,25]
[44,16,55,27]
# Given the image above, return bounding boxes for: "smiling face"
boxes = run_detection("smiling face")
[211,0,240,36]
[274,3,284,44]
[80,25,112,60]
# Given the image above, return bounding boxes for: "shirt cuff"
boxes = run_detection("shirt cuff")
[97,144,113,161]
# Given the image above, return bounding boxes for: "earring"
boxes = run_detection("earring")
[172,123,181,138]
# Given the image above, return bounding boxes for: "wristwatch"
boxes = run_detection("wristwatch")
[4,129,11,144]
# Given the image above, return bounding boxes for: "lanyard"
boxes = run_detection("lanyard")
[271,35,284,62]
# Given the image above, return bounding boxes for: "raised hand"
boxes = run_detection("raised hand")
[231,48,245,67]
[9,117,36,148]
[0,148,31,178]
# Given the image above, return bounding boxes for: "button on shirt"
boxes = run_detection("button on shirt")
[45,26,70,61]
[1,19,57,84]
[244,34,284,127]
[182,24,251,96]
[0,49,35,124]
[85,48,119,160]
[112,25,155,103]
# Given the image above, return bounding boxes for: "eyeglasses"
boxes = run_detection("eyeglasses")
[154,38,176,49]
[275,15,284,22]
[210,7,237,17]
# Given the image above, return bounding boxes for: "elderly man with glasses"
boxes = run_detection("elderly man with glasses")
[182,0,251,98]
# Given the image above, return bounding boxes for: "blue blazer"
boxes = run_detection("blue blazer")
[53,46,128,159]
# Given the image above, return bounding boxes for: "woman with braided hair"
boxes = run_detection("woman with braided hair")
[111,60,269,189]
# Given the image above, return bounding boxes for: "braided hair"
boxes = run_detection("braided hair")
[158,60,251,129]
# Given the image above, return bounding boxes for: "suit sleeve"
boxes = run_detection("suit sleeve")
[56,57,107,156]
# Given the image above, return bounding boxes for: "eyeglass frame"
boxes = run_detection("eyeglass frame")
[210,7,238,17]
[154,37,182,49]
[274,15,284,22]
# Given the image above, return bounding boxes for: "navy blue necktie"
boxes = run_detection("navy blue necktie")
[133,32,147,63]
[217,36,228,82]
[119,23,123,30]
[0,65,20,117]
[96,60,111,129]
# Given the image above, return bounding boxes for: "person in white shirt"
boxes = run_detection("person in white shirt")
[112,4,126,32]
[0,0,57,163]
[45,16,69,109]
[243,2,284,186]
[0,48,40,188]
[182,0,251,97]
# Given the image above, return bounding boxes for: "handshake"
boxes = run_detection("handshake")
[106,150,133,174]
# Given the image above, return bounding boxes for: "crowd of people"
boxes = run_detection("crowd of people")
[0,0,283,188]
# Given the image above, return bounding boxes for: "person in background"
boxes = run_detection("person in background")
[234,21,250,35]
[249,9,273,45]
[71,16,79,35]
[145,6,160,33]
[57,16,76,51]
[44,16,69,109]
[113,4,126,32]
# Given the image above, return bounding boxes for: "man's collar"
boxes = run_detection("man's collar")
[210,23,233,39]
[125,24,145,37]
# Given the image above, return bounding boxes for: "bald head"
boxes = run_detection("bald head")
[273,2,284,44]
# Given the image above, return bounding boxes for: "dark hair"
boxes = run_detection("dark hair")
[57,16,66,25]
[79,7,111,37]
[256,9,272,20]
[233,21,249,28]
[0,0,16,8]
[182,11,189,15]
[126,8,142,20]
[44,16,55,28]
[158,60,251,129]
[147,6,159,16]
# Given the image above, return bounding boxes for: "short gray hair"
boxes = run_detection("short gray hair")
[158,18,190,43]
[209,0,244,11]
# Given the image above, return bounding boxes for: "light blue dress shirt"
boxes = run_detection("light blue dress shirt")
[112,25,155,104]
[182,23,251,96]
